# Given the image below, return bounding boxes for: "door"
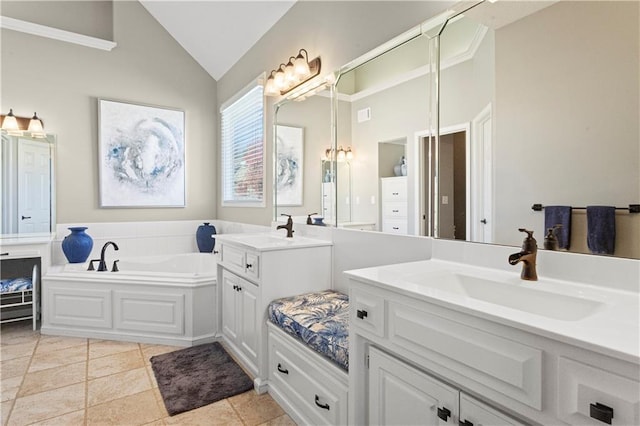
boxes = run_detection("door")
[221,271,239,341]
[18,139,51,233]
[369,346,459,425]
[239,278,259,364]
[470,104,492,243]
[459,393,525,426]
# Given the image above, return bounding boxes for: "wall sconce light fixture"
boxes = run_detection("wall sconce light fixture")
[1,109,45,136]
[323,146,354,162]
[265,49,321,97]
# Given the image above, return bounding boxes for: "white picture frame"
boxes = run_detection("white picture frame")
[98,99,185,208]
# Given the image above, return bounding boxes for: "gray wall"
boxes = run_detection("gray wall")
[216,1,454,226]
[1,1,217,225]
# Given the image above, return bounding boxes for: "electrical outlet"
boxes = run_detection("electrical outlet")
[442,195,449,205]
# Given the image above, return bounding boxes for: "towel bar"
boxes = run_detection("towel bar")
[532,204,640,213]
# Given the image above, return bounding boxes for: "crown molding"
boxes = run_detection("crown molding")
[0,16,116,51]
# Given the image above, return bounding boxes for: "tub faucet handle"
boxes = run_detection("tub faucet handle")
[87,259,100,271]
[111,260,119,272]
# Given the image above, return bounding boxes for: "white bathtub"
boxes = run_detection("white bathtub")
[62,252,217,280]
[43,253,218,346]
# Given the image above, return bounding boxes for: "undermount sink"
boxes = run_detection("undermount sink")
[402,271,604,321]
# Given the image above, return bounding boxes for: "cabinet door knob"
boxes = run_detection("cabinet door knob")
[315,395,330,410]
[246,263,252,269]
[480,218,487,224]
[590,402,614,424]
[277,363,288,374]
[21,215,32,220]
[356,309,368,319]
[459,420,474,426]
[236,286,242,292]
[437,407,451,422]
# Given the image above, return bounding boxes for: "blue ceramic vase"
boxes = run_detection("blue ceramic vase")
[61,227,93,263]
[196,222,217,253]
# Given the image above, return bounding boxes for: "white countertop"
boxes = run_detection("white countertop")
[215,233,332,252]
[344,259,640,364]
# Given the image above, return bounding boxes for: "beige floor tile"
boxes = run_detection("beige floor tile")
[151,387,169,418]
[87,367,151,406]
[164,399,243,426]
[29,344,87,373]
[8,382,85,426]
[140,345,181,364]
[2,399,14,426]
[228,391,285,426]
[1,341,37,361]
[86,389,164,426]
[35,336,87,354]
[142,420,165,426]
[18,361,86,397]
[89,339,140,359]
[258,414,298,426]
[88,349,144,379]
[146,364,159,388]
[0,323,38,345]
[1,356,31,380]
[1,375,23,402]
[28,409,85,425]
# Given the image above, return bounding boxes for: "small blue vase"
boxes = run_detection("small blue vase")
[196,222,217,253]
[61,227,93,263]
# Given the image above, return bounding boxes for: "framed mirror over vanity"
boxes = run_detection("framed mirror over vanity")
[1,130,56,239]
[273,0,638,259]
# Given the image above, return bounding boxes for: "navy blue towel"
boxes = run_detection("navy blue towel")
[586,206,616,255]
[544,206,572,249]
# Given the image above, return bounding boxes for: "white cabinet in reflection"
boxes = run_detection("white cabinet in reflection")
[381,176,408,234]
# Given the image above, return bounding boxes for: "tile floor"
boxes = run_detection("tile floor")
[1,321,295,426]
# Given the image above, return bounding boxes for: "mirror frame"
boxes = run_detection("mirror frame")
[1,130,57,241]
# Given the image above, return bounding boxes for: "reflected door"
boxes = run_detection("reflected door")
[18,139,51,233]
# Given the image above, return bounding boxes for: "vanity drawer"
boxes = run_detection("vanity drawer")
[269,328,347,425]
[382,202,407,217]
[221,244,245,270]
[558,357,640,425]
[351,286,385,337]
[382,219,408,234]
[387,300,542,410]
[381,178,407,201]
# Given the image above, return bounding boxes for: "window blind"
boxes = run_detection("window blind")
[221,84,264,204]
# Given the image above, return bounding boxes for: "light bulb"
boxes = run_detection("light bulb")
[1,109,19,131]
[294,50,311,78]
[337,146,346,162]
[345,147,354,161]
[28,112,44,133]
[264,73,280,96]
[284,58,297,85]
[274,66,286,89]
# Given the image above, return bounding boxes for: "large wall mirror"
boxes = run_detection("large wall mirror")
[1,131,56,239]
[437,0,639,258]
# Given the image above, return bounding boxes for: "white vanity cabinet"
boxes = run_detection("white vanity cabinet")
[347,272,640,426]
[216,234,332,392]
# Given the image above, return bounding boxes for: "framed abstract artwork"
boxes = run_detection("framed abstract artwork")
[98,99,185,207]
[275,125,304,206]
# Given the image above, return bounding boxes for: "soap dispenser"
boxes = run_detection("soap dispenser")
[544,227,558,250]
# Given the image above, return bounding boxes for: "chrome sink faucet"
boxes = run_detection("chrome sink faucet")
[508,228,538,281]
[98,241,119,271]
[277,214,294,238]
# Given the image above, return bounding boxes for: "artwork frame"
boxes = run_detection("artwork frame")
[98,99,185,208]
[275,125,304,206]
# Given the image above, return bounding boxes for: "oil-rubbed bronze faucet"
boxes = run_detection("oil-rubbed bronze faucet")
[277,214,294,238]
[508,228,538,281]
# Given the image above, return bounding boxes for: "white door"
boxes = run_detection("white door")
[470,104,493,243]
[18,139,51,233]
[239,278,259,364]
[369,346,459,425]
[221,271,239,341]
[459,393,525,426]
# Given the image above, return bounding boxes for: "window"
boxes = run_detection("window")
[221,80,265,205]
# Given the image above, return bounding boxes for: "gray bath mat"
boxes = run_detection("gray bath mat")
[150,342,254,416]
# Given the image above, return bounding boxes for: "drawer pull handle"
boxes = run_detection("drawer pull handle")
[392,192,399,195]
[392,227,399,230]
[21,215,32,220]
[356,309,368,319]
[237,286,242,292]
[459,420,474,426]
[437,407,451,422]
[232,285,238,291]
[392,209,399,213]
[277,363,288,374]
[246,263,252,269]
[590,402,614,424]
[315,395,330,410]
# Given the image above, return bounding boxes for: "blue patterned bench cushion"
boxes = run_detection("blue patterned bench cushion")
[0,277,33,293]
[268,290,349,371]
